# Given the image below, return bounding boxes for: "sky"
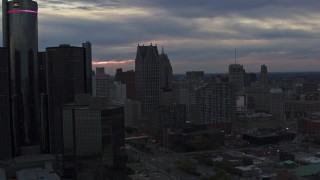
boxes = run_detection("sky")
[4,0,320,74]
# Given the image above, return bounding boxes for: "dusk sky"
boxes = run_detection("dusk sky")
[3,0,320,74]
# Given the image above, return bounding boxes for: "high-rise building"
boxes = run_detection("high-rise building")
[203,82,236,133]
[3,0,40,154]
[125,99,141,128]
[0,48,12,160]
[115,68,135,99]
[229,64,245,92]
[135,44,160,113]
[82,42,92,95]
[159,47,173,89]
[46,44,88,153]
[260,64,268,87]
[94,67,111,97]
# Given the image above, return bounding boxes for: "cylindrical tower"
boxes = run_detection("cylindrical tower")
[4,0,39,154]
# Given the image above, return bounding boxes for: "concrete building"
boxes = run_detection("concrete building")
[202,82,236,132]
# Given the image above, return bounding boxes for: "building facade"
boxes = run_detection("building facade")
[115,68,135,99]
[135,44,160,114]
[46,44,88,153]
[0,48,12,160]
[3,0,40,155]
[229,64,245,92]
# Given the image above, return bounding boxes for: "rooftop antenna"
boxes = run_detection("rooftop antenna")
[235,48,237,64]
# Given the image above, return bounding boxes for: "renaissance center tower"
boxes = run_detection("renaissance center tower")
[2,0,40,154]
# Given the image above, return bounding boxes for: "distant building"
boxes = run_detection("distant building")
[125,99,141,128]
[94,67,110,97]
[159,47,173,89]
[150,104,187,143]
[298,112,320,134]
[46,44,89,154]
[202,82,236,133]
[229,64,245,92]
[135,44,160,114]
[115,68,135,99]
[82,42,93,95]
[269,88,285,121]
[110,81,126,101]
[245,87,270,114]
[260,64,268,87]
[186,71,204,83]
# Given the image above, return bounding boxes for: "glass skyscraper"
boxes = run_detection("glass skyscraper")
[2,0,40,154]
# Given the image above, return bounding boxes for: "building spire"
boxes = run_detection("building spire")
[162,46,164,54]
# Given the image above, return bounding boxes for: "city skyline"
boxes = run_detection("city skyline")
[2,0,320,73]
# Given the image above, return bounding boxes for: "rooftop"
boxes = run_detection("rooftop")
[294,163,320,177]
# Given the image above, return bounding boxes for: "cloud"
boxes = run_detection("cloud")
[6,0,320,73]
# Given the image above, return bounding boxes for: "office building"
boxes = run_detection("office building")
[0,48,12,160]
[270,88,285,121]
[203,82,236,133]
[3,0,40,155]
[135,44,160,113]
[110,81,126,101]
[186,71,204,83]
[260,64,268,87]
[115,68,135,99]
[159,47,173,89]
[62,95,126,179]
[94,67,111,97]
[245,87,270,113]
[46,44,88,153]
[229,64,245,92]
[82,42,92,95]
[150,104,186,143]
[125,99,141,128]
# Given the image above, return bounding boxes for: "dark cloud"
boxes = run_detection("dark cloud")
[34,0,320,73]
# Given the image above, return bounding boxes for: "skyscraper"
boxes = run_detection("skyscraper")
[159,47,173,89]
[135,44,160,113]
[46,44,87,153]
[82,42,92,95]
[229,64,245,92]
[3,0,40,155]
[260,64,268,87]
[0,48,12,160]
